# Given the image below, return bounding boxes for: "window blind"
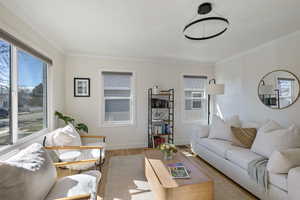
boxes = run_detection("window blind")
[0,28,53,65]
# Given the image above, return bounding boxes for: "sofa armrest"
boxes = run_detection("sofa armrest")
[288,167,300,200]
[192,125,209,139]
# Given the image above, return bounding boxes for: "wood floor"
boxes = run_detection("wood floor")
[58,147,257,200]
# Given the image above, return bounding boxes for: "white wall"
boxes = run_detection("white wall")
[215,31,300,127]
[65,55,214,149]
[0,3,65,155]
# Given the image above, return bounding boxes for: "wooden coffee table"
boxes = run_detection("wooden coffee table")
[145,150,213,200]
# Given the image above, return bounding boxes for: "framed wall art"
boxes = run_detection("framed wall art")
[74,78,90,97]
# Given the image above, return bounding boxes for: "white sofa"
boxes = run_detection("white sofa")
[191,129,300,200]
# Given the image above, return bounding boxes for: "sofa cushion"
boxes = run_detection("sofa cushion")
[226,148,264,170]
[231,127,257,148]
[198,138,244,158]
[251,124,300,158]
[269,173,288,191]
[267,148,300,174]
[208,115,241,142]
[45,170,101,200]
[0,143,57,200]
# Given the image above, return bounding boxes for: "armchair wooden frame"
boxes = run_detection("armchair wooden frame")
[43,134,106,169]
[50,158,100,200]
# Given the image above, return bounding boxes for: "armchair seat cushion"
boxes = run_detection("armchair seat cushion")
[59,151,82,161]
[45,170,101,200]
[64,142,105,170]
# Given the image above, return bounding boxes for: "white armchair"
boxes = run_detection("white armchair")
[43,124,106,170]
[0,143,101,200]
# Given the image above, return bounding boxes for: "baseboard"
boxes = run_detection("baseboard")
[106,143,146,150]
[106,138,189,150]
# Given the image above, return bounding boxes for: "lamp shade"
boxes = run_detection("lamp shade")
[207,84,224,95]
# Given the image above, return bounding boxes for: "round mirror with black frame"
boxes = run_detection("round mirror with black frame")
[258,70,300,109]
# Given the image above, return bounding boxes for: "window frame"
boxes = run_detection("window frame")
[181,74,208,124]
[0,39,50,146]
[100,70,136,127]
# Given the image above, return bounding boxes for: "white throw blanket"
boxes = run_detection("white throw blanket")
[0,143,45,171]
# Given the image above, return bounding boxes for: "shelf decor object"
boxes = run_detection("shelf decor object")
[148,88,175,148]
[207,79,224,124]
[183,2,229,41]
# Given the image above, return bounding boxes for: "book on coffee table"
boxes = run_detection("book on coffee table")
[167,163,190,179]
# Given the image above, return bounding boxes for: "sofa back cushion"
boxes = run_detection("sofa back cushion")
[0,143,57,200]
[208,115,241,141]
[251,122,300,158]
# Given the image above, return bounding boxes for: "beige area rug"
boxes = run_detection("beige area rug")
[104,152,257,200]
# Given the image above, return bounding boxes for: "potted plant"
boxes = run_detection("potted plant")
[159,143,178,160]
[55,111,88,133]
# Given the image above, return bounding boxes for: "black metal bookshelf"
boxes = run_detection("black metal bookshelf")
[148,88,174,148]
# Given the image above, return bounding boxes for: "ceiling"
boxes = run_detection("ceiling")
[1,0,300,62]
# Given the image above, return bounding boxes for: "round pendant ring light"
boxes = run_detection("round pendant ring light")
[183,2,229,40]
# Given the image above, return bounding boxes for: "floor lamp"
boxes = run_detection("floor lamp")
[207,79,224,124]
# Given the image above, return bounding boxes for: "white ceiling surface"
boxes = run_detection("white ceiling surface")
[1,0,300,62]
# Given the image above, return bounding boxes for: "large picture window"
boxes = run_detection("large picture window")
[0,39,48,145]
[102,72,134,125]
[183,75,207,122]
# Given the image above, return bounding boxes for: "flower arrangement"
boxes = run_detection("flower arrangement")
[159,143,178,160]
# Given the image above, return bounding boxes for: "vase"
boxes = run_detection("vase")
[163,151,173,160]
[153,85,160,95]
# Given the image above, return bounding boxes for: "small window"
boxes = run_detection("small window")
[102,72,134,125]
[183,75,207,122]
[278,78,295,106]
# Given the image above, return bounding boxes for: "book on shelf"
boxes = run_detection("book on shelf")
[167,163,190,179]
[152,124,171,135]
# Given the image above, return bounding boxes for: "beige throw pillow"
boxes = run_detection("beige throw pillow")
[267,148,300,174]
[231,127,257,148]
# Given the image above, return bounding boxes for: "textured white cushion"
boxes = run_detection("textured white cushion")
[198,138,244,158]
[53,128,76,146]
[58,124,82,146]
[209,115,241,141]
[0,143,57,200]
[226,148,264,170]
[269,173,288,191]
[45,170,101,200]
[251,124,300,158]
[267,148,300,174]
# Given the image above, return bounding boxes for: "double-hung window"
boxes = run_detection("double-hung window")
[102,72,134,125]
[0,39,48,145]
[278,77,295,105]
[183,75,207,122]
